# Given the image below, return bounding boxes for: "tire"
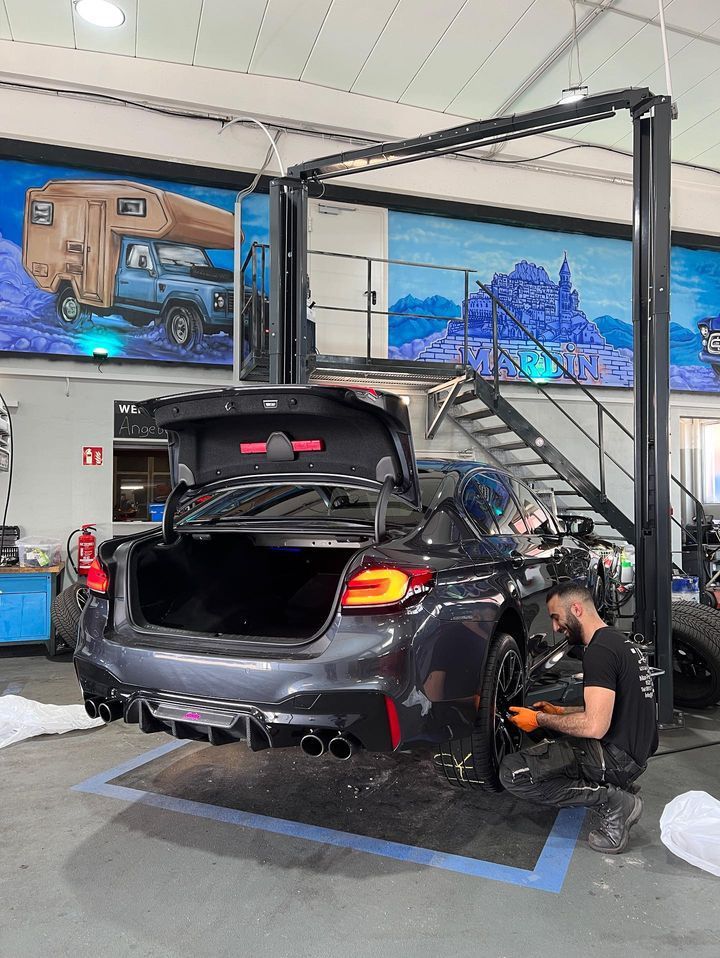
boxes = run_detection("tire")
[51,582,88,651]
[713,365,720,380]
[592,566,607,619]
[56,286,92,330]
[672,601,720,709]
[435,632,524,792]
[164,303,204,350]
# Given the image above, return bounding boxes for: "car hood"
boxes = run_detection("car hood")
[143,384,421,507]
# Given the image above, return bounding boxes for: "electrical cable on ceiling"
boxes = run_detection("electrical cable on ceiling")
[219,115,286,178]
[657,0,675,106]
[0,390,14,567]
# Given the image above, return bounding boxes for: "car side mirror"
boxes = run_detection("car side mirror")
[138,254,148,269]
[560,515,595,538]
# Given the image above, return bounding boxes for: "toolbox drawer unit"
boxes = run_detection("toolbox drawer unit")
[0,565,64,655]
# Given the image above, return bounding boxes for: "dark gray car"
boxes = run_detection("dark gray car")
[75,385,600,790]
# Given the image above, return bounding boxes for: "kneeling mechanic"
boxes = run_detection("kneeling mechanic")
[500,582,658,854]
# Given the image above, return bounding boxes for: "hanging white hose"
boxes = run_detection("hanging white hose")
[219,115,286,178]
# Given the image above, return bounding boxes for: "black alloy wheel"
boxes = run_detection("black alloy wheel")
[435,632,525,791]
[56,286,91,329]
[165,303,204,350]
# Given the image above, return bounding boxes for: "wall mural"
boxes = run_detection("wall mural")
[387,210,720,392]
[0,157,268,365]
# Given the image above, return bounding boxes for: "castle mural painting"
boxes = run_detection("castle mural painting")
[0,157,269,366]
[387,210,720,392]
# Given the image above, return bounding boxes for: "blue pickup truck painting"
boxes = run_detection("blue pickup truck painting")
[22,179,235,352]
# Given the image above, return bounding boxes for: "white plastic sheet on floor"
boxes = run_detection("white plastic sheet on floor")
[660,791,720,877]
[0,694,104,749]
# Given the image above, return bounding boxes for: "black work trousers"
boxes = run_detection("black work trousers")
[499,736,645,809]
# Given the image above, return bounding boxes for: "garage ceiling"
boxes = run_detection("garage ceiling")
[2,0,720,168]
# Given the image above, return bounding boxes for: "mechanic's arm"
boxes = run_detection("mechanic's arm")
[536,686,615,739]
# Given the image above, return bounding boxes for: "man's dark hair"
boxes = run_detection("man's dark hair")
[546,582,595,606]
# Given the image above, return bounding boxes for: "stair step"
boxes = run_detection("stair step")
[524,475,561,481]
[455,408,495,422]
[477,425,512,437]
[452,392,479,406]
[488,441,527,451]
[510,459,543,466]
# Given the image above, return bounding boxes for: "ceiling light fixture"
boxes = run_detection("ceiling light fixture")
[559,0,588,105]
[559,85,589,105]
[75,0,125,28]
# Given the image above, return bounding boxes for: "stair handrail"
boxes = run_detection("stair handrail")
[473,280,708,590]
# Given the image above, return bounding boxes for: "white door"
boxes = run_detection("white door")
[308,200,388,359]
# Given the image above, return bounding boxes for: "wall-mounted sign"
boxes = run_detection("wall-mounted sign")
[114,401,168,442]
[82,446,103,466]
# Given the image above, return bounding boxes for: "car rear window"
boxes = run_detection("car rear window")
[178,483,424,528]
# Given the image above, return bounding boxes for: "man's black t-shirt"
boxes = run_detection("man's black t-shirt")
[583,626,658,764]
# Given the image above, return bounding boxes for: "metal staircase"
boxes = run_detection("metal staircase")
[426,282,708,569]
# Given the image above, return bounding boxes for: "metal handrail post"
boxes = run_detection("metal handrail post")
[463,271,470,368]
[491,298,499,403]
[366,258,373,362]
[598,406,606,500]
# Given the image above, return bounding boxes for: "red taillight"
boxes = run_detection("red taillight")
[87,557,109,595]
[240,439,325,454]
[341,566,434,610]
[384,696,401,750]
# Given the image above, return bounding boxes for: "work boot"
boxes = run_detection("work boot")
[588,785,643,854]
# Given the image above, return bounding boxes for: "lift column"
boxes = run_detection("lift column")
[268,177,310,385]
[631,95,674,725]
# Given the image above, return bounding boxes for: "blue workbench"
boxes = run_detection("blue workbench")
[0,564,65,656]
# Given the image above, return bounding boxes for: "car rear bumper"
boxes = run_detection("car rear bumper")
[75,657,397,751]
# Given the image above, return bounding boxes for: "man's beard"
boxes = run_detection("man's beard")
[564,611,584,646]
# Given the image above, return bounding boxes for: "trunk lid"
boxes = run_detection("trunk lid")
[144,385,421,507]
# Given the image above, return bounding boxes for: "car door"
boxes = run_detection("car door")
[474,471,559,665]
[117,240,157,308]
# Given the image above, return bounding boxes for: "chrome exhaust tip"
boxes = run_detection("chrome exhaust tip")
[98,699,123,723]
[300,732,327,757]
[328,735,357,761]
[84,698,99,719]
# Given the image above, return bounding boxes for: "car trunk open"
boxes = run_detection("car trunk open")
[129,531,365,643]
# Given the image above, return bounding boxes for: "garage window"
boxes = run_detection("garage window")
[113,447,171,522]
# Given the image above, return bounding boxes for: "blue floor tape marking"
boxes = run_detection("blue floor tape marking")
[73,741,586,893]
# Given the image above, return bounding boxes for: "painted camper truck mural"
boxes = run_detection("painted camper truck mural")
[23,180,235,350]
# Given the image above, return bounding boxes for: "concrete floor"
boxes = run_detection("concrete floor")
[2,651,720,958]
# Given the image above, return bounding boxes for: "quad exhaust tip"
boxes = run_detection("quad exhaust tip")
[300,731,327,757]
[97,699,124,723]
[328,735,356,761]
[84,698,99,719]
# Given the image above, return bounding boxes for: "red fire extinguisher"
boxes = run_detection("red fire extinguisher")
[77,524,97,575]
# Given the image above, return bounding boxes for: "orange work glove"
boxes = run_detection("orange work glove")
[532,701,566,715]
[508,706,540,732]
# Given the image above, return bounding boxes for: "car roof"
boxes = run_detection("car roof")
[417,457,515,479]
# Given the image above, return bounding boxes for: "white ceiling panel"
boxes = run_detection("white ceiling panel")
[73,0,137,56]
[509,7,649,115]
[351,0,466,102]
[691,140,720,167]
[250,0,332,81]
[5,0,74,47]
[703,18,720,41]
[302,0,397,91]
[673,120,720,162]
[640,39,720,100]
[670,70,720,137]
[193,0,267,73]
[136,0,202,64]
[662,0,720,34]
[447,0,572,119]
[400,0,534,112]
[0,2,11,40]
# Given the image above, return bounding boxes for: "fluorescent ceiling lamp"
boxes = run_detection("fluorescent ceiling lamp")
[75,0,125,28]
[559,85,588,105]
[121,484,144,491]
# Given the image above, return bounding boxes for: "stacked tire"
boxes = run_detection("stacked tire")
[51,582,88,652]
[672,601,720,709]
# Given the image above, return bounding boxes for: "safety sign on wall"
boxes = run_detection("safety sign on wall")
[82,446,103,467]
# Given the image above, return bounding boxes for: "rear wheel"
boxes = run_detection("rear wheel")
[164,303,204,350]
[435,632,524,791]
[56,286,91,329]
[672,601,720,708]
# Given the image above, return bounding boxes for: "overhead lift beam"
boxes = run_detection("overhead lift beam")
[269,87,675,722]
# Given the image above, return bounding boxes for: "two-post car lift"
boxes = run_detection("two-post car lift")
[267,88,676,722]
